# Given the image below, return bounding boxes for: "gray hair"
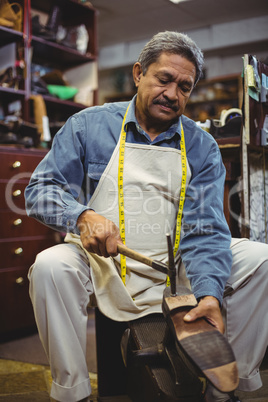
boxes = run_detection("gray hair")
[138,31,204,85]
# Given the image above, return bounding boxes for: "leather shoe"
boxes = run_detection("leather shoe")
[162,286,239,393]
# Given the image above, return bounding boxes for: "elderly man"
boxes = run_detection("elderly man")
[25,31,268,402]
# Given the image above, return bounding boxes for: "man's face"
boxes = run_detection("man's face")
[133,52,196,134]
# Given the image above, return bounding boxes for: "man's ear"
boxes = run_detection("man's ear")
[133,62,143,88]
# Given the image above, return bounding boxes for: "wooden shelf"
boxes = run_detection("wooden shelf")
[216,137,241,147]
[0,86,25,98]
[41,93,85,107]
[187,95,238,106]
[31,0,94,15]
[0,26,23,47]
[31,35,96,68]
[0,0,98,131]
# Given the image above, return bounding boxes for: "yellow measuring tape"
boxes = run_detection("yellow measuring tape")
[118,105,130,285]
[118,105,187,285]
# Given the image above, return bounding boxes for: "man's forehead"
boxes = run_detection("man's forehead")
[148,53,196,79]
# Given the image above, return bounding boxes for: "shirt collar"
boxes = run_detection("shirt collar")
[124,95,182,141]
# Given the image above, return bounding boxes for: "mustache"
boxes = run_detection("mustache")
[153,98,179,112]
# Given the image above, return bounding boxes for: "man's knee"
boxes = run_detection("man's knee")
[29,244,76,286]
[29,246,59,288]
[29,243,91,297]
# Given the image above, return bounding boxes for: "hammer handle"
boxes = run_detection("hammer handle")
[117,243,153,268]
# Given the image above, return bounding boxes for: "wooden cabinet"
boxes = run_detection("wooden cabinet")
[0,146,58,340]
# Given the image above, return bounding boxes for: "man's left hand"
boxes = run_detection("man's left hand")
[183,296,224,333]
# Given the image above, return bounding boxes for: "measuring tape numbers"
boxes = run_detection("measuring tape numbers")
[118,105,187,286]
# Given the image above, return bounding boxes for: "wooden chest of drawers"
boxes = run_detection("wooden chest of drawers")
[0,146,58,340]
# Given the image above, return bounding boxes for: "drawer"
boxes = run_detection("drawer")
[0,238,57,269]
[0,267,36,335]
[0,181,27,211]
[0,210,56,239]
[0,149,46,180]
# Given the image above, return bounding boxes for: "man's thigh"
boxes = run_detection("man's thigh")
[226,238,268,291]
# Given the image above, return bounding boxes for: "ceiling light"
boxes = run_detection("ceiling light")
[169,0,188,4]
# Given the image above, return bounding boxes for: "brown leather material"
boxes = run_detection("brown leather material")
[162,289,239,393]
[165,294,197,312]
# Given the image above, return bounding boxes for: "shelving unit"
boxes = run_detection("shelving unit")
[0,0,98,133]
[184,74,243,121]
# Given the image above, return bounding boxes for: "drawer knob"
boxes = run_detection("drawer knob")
[12,161,21,169]
[13,218,22,226]
[13,189,22,197]
[14,247,23,255]
[16,277,25,286]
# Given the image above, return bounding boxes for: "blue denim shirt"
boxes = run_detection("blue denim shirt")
[25,96,232,303]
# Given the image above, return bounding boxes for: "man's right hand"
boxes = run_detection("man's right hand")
[77,210,123,258]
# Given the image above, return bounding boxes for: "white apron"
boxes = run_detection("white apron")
[65,138,191,321]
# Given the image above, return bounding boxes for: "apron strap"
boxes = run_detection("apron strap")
[118,105,187,286]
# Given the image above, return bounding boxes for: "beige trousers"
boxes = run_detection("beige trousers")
[28,238,268,401]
